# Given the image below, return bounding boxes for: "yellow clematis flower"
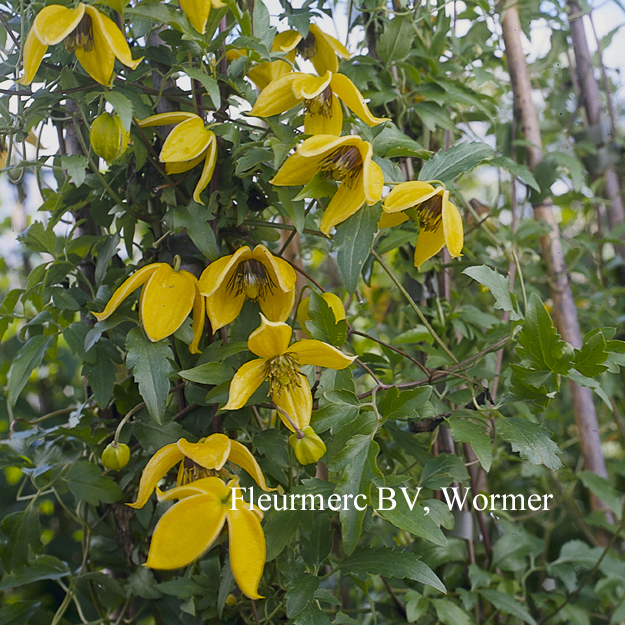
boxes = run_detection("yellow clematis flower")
[271,134,384,235]
[137,112,217,204]
[127,434,270,599]
[179,0,227,34]
[381,181,464,269]
[199,245,296,332]
[224,314,355,430]
[19,3,141,86]
[248,71,388,136]
[93,261,205,354]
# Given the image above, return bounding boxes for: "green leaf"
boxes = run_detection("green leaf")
[294,603,331,625]
[103,91,134,131]
[0,556,69,591]
[432,598,475,625]
[312,390,360,434]
[418,142,494,183]
[183,67,221,110]
[579,471,622,518]
[478,589,537,625]
[496,417,563,470]
[286,574,320,618]
[462,265,522,320]
[488,156,540,192]
[125,327,175,423]
[517,293,572,374]
[178,362,233,385]
[18,221,56,254]
[8,335,53,406]
[341,547,446,593]
[252,0,275,50]
[0,601,39,624]
[264,509,303,561]
[83,339,121,408]
[377,15,416,64]
[0,508,42,572]
[293,172,337,201]
[378,386,432,420]
[574,330,609,377]
[65,461,123,505]
[449,415,492,472]
[61,154,88,187]
[301,514,333,569]
[133,414,188,452]
[419,454,470,489]
[306,291,348,347]
[126,566,163,599]
[334,203,381,295]
[413,102,455,132]
[253,429,290,467]
[172,201,219,261]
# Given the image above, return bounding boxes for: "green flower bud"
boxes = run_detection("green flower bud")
[90,113,130,164]
[289,426,326,465]
[101,442,130,470]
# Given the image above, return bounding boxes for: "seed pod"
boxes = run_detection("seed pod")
[90,113,130,164]
[101,442,130,470]
[289,426,326,465]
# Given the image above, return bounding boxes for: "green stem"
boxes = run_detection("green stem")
[372,249,458,363]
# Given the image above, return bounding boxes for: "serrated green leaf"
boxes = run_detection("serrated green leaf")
[449,415,492,472]
[61,154,88,187]
[125,327,174,423]
[178,362,233,385]
[463,265,521,320]
[377,16,416,64]
[574,330,609,377]
[301,515,332,569]
[18,221,56,254]
[378,386,432,420]
[419,142,493,183]
[478,589,537,625]
[496,417,563,470]
[83,340,120,408]
[488,156,540,192]
[341,547,446,593]
[183,67,221,109]
[65,461,122,505]
[0,508,42,572]
[8,335,53,406]
[579,471,622,518]
[286,574,319,618]
[419,454,470,489]
[294,603,331,625]
[312,390,360,434]
[334,203,381,295]
[0,555,69,591]
[432,599,475,625]
[172,201,219,261]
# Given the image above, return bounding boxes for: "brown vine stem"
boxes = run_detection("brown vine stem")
[371,250,458,363]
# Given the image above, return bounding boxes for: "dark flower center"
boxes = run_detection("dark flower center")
[297,32,317,60]
[417,194,444,232]
[320,146,362,188]
[65,15,94,53]
[177,458,218,486]
[303,85,334,118]
[227,259,276,301]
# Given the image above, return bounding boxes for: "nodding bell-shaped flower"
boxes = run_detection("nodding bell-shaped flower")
[137,112,217,204]
[381,181,464,269]
[179,0,227,34]
[128,434,271,599]
[199,245,297,332]
[282,24,351,76]
[93,260,205,354]
[224,315,355,430]
[20,3,142,86]
[249,71,388,136]
[271,135,384,235]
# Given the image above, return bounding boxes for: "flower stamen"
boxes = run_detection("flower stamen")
[65,15,94,53]
[303,85,334,118]
[296,33,317,60]
[320,146,362,188]
[227,259,276,301]
[263,353,303,396]
[177,458,219,486]
[417,194,444,232]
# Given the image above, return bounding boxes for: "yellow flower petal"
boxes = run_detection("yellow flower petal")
[160,117,213,163]
[247,59,292,91]
[156,476,229,501]
[269,151,326,187]
[223,359,267,411]
[288,340,355,369]
[297,134,361,158]
[193,132,218,204]
[93,263,161,322]
[189,282,205,354]
[310,24,350,59]
[137,112,199,127]
[179,0,211,34]
[251,245,296,293]
[382,181,438,213]
[259,287,296,324]
[146,492,227,569]
[359,141,384,204]
[33,4,85,45]
[127,443,184,509]
[199,247,250,297]
[74,25,115,86]
[84,6,141,70]
[330,73,389,127]
[308,24,340,75]
[19,28,48,85]
[272,379,312,430]
[165,153,206,174]
[228,440,275,491]
[304,94,343,136]
[319,174,366,235]
[177,434,231,471]
[248,316,292,359]
[442,192,464,258]
[140,266,196,342]
[292,72,331,100]
[413,221,446,270]
[273,30,301,52]
[378,211,409,228]
[227,502,266,600]
[248,73,308,118]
